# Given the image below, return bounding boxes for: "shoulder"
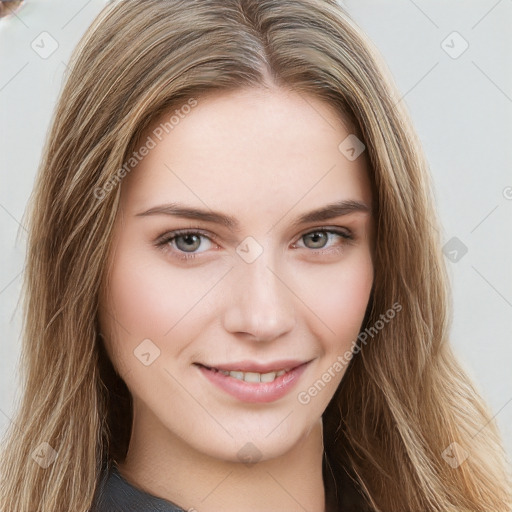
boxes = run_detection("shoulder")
[90,462,186,512]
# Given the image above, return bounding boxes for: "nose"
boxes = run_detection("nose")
[222,251,296,342]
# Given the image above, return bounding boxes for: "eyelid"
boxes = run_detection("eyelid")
[155,227,238,248]
[291,226,354,249]
[154,225,354,260]
[154,228,219,251]
[155,225,353,241]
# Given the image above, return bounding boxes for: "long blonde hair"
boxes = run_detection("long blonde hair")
[1,1,510,510]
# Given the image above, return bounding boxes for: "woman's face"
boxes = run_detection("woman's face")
[98,86,374,463]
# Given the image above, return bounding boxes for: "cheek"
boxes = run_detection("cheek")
[305,252,373,350]
[293,255,372,409]
[108,261,177,338]
[99,242,229,382]
[104,248,212,342]
[98,248,209,400]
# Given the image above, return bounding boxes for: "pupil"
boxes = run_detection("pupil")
[177,234,200,252]
[307,232,327,248]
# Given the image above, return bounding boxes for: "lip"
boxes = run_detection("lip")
[196,360,311,403]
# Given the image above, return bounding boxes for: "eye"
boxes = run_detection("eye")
[155,226,354,261]
[294,227,354,253]
[155,229,216,261]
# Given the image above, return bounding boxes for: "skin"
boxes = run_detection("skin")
[98,85,374,512]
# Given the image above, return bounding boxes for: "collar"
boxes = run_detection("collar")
[92,459,344,512]
[91,462,185,512]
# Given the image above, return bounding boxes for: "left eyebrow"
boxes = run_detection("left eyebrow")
[289,199,371,229]
[135,199,371,231]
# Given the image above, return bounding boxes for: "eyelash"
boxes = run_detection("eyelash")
[155,226,354,261]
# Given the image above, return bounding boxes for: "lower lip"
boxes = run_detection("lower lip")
[197,363,309,403]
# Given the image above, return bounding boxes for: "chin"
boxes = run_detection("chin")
[184,414,321,464]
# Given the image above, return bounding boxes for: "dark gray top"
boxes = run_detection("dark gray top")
[90,463,185,512]
[90,459,361,511]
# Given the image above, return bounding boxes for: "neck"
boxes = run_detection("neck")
[117,403,328,512]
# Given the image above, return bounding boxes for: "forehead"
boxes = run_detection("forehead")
[120,87,371,218]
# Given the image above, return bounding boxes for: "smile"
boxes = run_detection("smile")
[204,366,289,383]
[195,360,311,403]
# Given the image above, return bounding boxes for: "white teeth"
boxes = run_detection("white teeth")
[260,372,276,383]
[243,372,260,383]
[222,369,289,383]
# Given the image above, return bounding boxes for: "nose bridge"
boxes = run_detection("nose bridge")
[222,245,296,341]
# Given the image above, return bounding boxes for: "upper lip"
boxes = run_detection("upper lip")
[197,359,310,373]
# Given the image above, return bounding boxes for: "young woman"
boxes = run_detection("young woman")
[1,0,510,511]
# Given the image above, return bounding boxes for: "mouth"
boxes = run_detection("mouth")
[194,360,311,403]
[196,364,291,384]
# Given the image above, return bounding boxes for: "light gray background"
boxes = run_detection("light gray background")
[1,0,511,462]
